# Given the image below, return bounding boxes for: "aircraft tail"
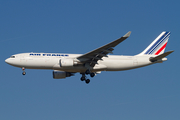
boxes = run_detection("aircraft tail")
[138,31,171,55]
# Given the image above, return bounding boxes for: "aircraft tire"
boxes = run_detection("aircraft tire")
[90,73,95,77]
[81,77,85,81]
[22,72,26,75]
[85,79,90,84]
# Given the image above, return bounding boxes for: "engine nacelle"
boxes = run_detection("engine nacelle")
[53,71,73,79]
[60,58,75,67]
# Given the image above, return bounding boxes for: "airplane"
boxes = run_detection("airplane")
[5,31,174,84]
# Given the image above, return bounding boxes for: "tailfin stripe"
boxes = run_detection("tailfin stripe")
[146,32,169,54]
[155,42,167,55]
[148,34,170,54]
[145,32,170,55]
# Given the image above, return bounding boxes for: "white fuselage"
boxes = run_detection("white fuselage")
[4,31,172,84]
[5,52,159,73]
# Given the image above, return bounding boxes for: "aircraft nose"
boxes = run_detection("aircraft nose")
[5,57,17,66]
[5,58,10,64]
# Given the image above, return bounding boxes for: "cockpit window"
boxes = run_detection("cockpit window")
[10,56,15,58]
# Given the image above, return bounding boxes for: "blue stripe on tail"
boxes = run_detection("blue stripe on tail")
[145,32,170,55]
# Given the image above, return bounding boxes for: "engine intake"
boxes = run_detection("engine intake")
[53,71,73,79]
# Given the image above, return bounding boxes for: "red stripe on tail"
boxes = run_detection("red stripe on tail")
[155,42,167,55]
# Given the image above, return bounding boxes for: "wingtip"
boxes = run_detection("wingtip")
[123,31,131,37]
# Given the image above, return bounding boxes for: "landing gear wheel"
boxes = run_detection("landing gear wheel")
[80,73,90,84]
[90,73,95,77]
[85,79,90,84]
[22,71,26,75]
[81,73,86,81]
[81,77,86,81]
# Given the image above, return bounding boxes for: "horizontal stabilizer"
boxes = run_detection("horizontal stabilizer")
[150,50,174,62]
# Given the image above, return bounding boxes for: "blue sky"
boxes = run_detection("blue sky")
[0,0,179,120]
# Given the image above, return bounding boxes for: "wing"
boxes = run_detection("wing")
[76,31,131,66]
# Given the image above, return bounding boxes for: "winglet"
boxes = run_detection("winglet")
[123,31,131,38]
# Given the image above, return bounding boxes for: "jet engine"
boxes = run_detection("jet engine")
[60,58,77,67]
[53,70,74,79]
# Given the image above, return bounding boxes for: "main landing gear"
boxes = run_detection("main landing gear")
[80,70,95,84]
[22,67,26,75]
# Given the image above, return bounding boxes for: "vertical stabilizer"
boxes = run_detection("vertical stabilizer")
[138,31,170,55]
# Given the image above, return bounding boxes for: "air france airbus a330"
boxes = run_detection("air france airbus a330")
[5,31,174,84]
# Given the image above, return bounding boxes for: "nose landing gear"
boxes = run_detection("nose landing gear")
[22,67,26,75]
